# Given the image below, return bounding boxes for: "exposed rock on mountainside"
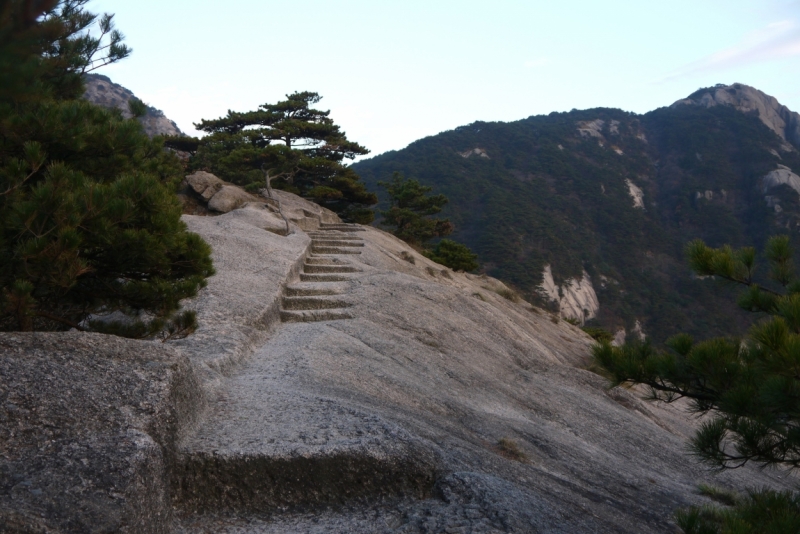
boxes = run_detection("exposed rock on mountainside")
[539,264,600,324]
[4,185,792,532]
[673,83,800,149]
[625,178,644,209]
[459,147,490,158]
[762,164,800,196]
[82,73,183,138]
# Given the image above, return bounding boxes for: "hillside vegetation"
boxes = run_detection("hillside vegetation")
[353,91,800,344]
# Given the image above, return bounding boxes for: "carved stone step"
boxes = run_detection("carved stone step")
[303,264,360,274]
[311,246,362,255]
[280,309,353,322]
[284,284,343,297]
[300,273,354,282]
[281,296,351,311]
[304,257,346,265]
[307,231,362,237]
[318,225,365,232]
[310,240,364,247]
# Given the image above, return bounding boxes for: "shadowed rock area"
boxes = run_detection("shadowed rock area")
[2,186,796,532]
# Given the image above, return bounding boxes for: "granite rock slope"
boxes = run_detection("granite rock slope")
[3,187,796,533]
[170,194,794,532]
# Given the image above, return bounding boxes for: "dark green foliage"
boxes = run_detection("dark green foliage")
[676,489,800,534]
[378,172,453,246]
[163,135,200,154]
[594,236,800,532]
[0,0,214,334]
[353,97,800,345]
[582,326,613,343]
[377,172,479,269]
[191,91,377,222]
[423,239,479,271]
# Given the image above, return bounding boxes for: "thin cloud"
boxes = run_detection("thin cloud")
[660,20,800,82]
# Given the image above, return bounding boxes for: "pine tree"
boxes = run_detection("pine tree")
[0,0,214,334]
[594,235,800,533]
[378,172,453,246]
[192,91,377,223]
[378,172,479,271]
[423,239,479,272]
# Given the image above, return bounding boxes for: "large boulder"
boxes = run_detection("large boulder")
[184,171,224,201]
[207,184,256,213]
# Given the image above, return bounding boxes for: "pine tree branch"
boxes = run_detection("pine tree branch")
[35,310,86,331]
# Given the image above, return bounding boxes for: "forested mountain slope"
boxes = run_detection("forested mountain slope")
[353,84,800,344]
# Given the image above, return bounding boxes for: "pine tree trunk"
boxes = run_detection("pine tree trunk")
[18,312,33,332]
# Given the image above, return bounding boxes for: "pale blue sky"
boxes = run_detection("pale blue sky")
[91,0,800,157]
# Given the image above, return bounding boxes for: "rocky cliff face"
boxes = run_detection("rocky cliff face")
[673,83,800,149]
[3,183,793,533]
[82,74,183,138]
[539,264,600,324]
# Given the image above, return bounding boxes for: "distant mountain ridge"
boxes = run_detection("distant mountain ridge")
[82,73,183,138]
[673,83,800,150]
[353,84,800,344]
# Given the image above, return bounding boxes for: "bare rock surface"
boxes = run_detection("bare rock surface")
[539,265,600,324]
[184,171,225,201]
[3,186,796,533]
[762,164,800,196]
[172,205,312,379]
[208,185,257,213]
[82,73,183,138]
[625,178,645,209]
[0,333,203,533]
[172,209,794,532]
[673,83,800,149]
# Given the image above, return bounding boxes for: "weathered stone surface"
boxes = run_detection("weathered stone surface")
[4,191,796,533]
[207,185,256,213]
[539,264,600,324]
[172,215,794,532]
[184,171,224,201]
[82,73,183,138]
[626,178,645,209]
[762,164,800,195]
[173,205,311,379]
[0,332,203,533]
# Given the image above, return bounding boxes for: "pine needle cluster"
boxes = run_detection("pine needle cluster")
[594,236,800,532]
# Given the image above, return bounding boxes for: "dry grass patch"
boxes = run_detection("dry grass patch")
[495,287,520,302]
[496,437,528,462]
[399,251,415,264]
[698,484,739,506]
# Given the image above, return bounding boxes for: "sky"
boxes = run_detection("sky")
[90,0,800,159]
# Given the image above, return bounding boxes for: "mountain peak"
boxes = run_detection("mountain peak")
[82,73,183,138]
[673,83,800,150]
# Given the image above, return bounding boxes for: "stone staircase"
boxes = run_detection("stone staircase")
[172,221,439,528]
[279,224,366,323]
